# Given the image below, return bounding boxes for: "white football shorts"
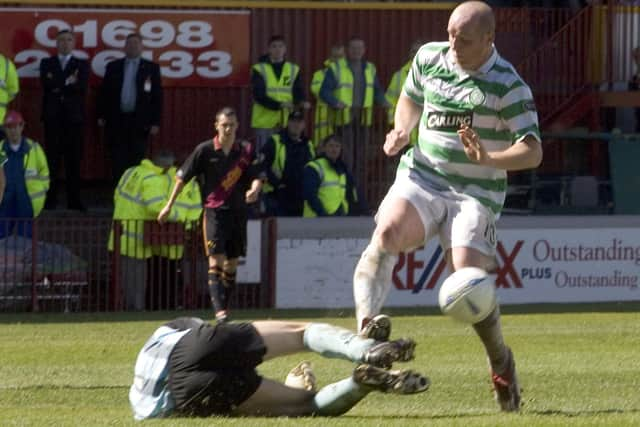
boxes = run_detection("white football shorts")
[377,171,497,257]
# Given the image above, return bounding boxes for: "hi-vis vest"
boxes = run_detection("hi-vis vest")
[0,138,49,217]
[303,158,348,217]
[152,166,202,260]
[251,61,299,129]
[385,61,418,146]
[0,55,19,123]
[329,58,376,126]
[263,133,315,194]
[310,61,336,145]
[109,160,181,259]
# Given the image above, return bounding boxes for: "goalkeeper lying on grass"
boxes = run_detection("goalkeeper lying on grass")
[129,316,429,419]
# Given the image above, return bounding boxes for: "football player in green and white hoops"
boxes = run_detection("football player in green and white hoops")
[353,0,542,412]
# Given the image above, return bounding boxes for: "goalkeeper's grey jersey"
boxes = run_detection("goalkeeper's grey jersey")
[401,42,541,215]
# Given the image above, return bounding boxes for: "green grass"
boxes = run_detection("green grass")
[1,304,639,426]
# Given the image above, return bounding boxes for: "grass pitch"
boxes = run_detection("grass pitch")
[1,304,639,426]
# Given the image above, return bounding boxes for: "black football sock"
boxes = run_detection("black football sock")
[207,267,224,313]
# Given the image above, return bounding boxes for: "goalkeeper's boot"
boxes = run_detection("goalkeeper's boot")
[491,346,521,412]
[363,338,416,369]
[360,314,392,342]
[353,364,430,394]
[284,361,317,392]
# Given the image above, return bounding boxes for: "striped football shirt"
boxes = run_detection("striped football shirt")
[401,41,541,215]
[129,325,191,420]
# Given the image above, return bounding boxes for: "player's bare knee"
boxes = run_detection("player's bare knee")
[373,222,403,254]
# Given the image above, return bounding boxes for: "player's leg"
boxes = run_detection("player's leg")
[218,211,246,320]
[235,366,430,417]
[354,177,441,332]
[252,320,415,368]
[202,208,229,322]
[444,200,520,411]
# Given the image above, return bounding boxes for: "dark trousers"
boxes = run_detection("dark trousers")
[0,188,33,239]
[43,120,84,207]
[147,257,181,310]
[335,122,369,187]
[107,113,149,185]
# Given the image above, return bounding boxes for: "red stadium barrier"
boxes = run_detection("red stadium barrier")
[0,216,271,313]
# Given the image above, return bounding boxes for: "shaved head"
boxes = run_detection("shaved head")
[447,1,495,70]
[450,1,495,35]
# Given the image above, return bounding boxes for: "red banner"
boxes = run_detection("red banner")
[0,7,250,87]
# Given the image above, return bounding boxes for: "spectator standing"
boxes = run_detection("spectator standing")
[0,53,19,143]
[250,35,310,151]
[40,29,89,211]
[310,44,344,145]
[158,107,262,323]
[385,41,423,147]
[319,37,389,182]
[108,151,198,310]
[303,134,364,217]
[0,111,49,239]
[98,33,163,185]
[261,110,315,216]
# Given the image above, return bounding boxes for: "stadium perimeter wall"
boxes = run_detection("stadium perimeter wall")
[271,216,640,309]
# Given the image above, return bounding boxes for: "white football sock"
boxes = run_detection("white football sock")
[353,243,398,332]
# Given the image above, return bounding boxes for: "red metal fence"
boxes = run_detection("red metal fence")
[0,217,271,313]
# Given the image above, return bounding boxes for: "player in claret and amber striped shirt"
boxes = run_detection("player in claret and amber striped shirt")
[352,0,542,413]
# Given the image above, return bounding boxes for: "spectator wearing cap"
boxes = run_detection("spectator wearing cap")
[0,111,50,239]
[39,29,89,211]
[261,110,315,216]
[0,52,19,143]
[303,134,367,218]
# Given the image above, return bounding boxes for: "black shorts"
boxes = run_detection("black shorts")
[167,319,266,416]
[203,208,247,258]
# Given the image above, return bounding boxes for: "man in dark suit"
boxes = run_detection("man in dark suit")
[97,32,163,185]
[40,29,89,210]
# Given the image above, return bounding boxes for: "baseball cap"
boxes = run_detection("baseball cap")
[288,110,305,121]
[4,110,24,127]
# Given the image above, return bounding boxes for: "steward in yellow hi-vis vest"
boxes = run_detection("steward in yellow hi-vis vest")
[310,45,344,146]
[318,38,390,128]
[109,158,175,259]
[261,110,315,216]
[0,55,19,125]
[0,111,49,240]
[250,36,309,151]
[302,135,365,217]
[385,42,423,146]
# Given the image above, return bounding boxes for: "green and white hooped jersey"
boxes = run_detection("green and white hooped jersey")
[0,150,6,167]
[401,41,541,216]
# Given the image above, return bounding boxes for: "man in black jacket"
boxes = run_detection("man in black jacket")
[261,110,315,216]
[98,33,163,185]
[40,29,89,210]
